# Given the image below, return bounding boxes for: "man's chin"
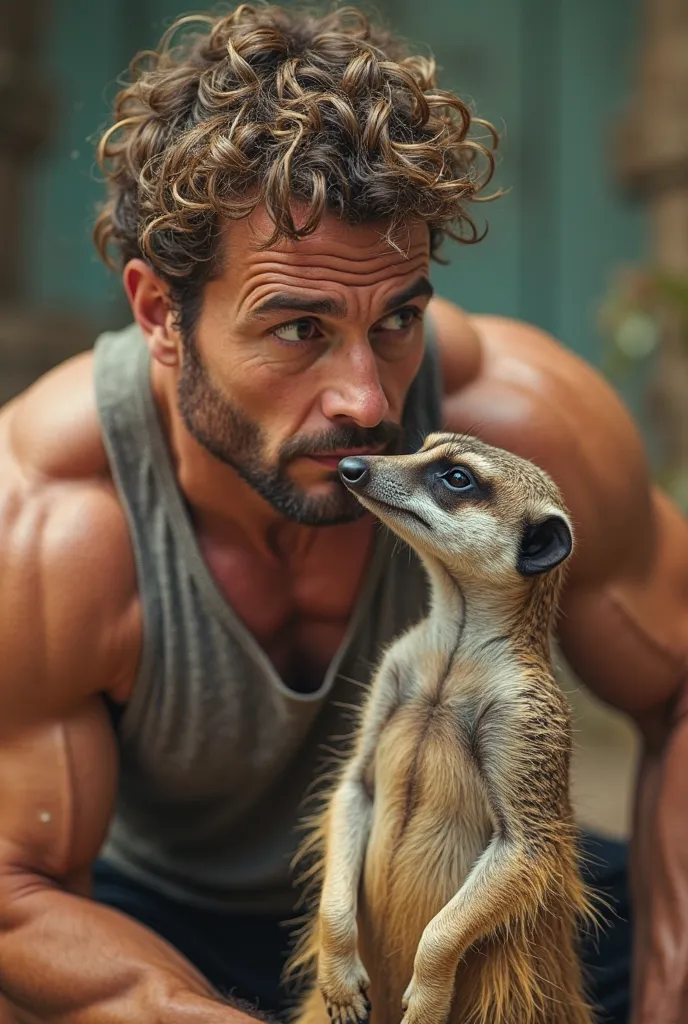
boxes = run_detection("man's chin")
[289,498,366,528]
[219,458,364,526]
[268,488,366,527]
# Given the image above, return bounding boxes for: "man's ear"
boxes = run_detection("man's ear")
[517,515,573,577]
[123,258,180,367]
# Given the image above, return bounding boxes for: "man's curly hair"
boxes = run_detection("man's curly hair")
[94,2,499,321]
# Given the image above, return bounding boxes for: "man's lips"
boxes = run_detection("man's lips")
[306,448,384,470]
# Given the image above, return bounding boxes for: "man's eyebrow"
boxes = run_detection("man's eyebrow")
[380,276,435,314]
[246,294,347,321]
[244,275,434,323]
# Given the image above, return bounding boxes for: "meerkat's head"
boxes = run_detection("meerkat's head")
[338,432,573,585]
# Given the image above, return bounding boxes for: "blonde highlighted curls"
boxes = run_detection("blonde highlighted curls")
[94,2,500,293]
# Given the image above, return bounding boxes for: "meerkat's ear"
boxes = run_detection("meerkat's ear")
[517,515,573,577]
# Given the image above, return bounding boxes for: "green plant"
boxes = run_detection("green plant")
[599,266,688,510]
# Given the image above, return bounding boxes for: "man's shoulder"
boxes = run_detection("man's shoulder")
[463,313,649,478]
[4,349,110,481]
[0,354,140,709]
[437,309,655,585]
[0,348,131,576]
[436,307,647,473]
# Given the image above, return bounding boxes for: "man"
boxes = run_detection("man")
[0,4,687,1023]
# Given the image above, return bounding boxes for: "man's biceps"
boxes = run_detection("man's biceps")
[558,579,685,716]
[0,703,118,880]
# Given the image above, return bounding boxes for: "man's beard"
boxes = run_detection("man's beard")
[177,341,405,526]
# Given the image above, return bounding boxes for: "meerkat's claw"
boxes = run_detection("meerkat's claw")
[400,976,452,1024]
[323,993,370,1024]
[400,977,413,1016]
[319,956,371,1024]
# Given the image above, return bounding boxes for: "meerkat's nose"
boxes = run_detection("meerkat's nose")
[338,456,371,488]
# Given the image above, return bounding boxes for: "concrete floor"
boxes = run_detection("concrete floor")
[559,660,640,841]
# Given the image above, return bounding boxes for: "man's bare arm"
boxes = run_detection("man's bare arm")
[0,463,267,1022]
[558,490,688,1024]
[0,706,236,1023]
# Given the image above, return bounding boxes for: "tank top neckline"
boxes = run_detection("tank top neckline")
[130,329,391,705]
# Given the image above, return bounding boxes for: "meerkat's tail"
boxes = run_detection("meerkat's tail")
[285,986,329,1024]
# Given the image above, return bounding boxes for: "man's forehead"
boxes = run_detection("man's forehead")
[224,205,430,268]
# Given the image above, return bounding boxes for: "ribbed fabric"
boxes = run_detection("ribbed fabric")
[93,320,443,912]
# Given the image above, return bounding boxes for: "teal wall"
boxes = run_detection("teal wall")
[30,0,647,371]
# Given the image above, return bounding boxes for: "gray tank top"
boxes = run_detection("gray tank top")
[94,321,443,913]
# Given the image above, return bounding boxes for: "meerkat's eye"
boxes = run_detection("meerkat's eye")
[441,467,476,492]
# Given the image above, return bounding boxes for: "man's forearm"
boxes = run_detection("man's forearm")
[630,708,688,1024]
[0,995,15,1023]
[0,878,270,1023]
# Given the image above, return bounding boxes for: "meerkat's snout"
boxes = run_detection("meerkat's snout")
[338,452,431,530]
[338,456,371,488]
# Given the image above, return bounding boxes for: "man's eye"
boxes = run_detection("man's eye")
[376,308,421,332]
[272,319,320,343]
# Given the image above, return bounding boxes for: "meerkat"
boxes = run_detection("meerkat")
[285,432,597,1024]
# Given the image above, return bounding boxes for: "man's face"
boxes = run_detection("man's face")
[177,207,432,526]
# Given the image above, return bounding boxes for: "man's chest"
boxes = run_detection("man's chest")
[198,524,375,691]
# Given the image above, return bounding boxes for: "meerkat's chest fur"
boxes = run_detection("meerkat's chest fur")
[362,617,530,898]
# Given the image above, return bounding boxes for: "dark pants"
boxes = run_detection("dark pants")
[94,832,631,1022]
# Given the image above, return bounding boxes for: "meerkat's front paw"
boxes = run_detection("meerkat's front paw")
[400,975,452,1024]
[318,953,371,1024]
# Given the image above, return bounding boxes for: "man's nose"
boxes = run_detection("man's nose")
[320,343,390,427]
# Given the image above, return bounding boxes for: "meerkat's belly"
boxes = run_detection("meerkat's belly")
[358,699,493,1009]
[368,699,493,880]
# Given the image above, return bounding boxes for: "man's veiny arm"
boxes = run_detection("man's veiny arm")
[436,308,688,1024]
[628,706,688,1024]
[558,490,688,1024]
[0,708,242,1024]
[0,480,267,1024]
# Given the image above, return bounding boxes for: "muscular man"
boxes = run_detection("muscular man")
[0,6,687,1023]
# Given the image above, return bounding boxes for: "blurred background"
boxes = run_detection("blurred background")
[4,0,688,837]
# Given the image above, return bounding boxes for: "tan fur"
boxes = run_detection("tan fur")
[284,434,599,1024]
